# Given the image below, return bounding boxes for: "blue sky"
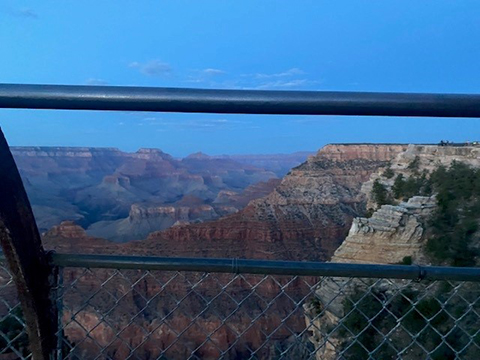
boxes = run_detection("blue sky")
[0,1,479,156]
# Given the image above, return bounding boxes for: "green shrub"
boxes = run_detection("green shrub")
[398,256,413,265]
[426,162,480,266]
[371,179,391,207]
[382,167,395,179]
[392,172,432,200]
[339,286,475,360]
[364,208,375,218]
[373,161,478,266]
[407,156,421,173]
[0,307,74,357]
[310,297,324,315]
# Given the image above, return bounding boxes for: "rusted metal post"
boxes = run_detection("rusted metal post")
[0,128,57,359]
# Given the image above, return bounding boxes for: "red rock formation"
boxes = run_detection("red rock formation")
[43,221,119,254]
[43,144,408,359]
[127,144,407,261]
[11,146,281,234]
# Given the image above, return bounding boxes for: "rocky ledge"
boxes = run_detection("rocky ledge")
[332,196,436,264]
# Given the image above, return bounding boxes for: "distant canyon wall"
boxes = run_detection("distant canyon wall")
[11,146,304,240]
[121,144,407,261]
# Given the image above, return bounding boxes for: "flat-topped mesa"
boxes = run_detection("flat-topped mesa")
[86,202,220,243]
[133,144,407,261]
[128,203,217,221]
[133,148,174,160]
[102,174,131,186]
[44,220,89,239]
[185,152,211,160]
[312,144,409,162]
[398,144,480,171]
[10,146,123,158]
[43,221,119,254]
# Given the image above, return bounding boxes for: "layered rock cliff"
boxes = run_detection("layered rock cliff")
[130,144,407,261]
[12,146,285,238]
[305,144,480,360]
[43,221,119,254]
[362,144,480,209]
[43,143,451,360]
[84,179,281,242]
[332,196,436,264]
[305,196,439,360]
[39,144,408,360]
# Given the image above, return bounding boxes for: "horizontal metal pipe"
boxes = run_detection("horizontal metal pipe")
[1,83,480,117]
[47,253,480,282]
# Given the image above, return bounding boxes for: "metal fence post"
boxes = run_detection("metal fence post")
[0,128,57,359]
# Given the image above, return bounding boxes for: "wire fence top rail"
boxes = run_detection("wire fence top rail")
[12,253,474,281]
[2,83,480,117]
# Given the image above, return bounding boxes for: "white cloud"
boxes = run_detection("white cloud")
[183,68,227,85]
[85,78,109,86]
[235,68,320,90]
[252,68,305,79]
[129,60,172,77]
[254,79,313,90]
[136,117,248,131]
[126,62,317,91]
[202,68,226,76]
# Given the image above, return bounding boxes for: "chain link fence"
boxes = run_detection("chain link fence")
[0,263,31,360]
[56,266,480,360]
[1,258,479,359]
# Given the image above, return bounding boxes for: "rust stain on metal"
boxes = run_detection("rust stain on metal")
[0,128,57,360]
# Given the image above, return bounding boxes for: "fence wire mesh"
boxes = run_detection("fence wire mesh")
[55,267,480,360]
[0,263,31,360]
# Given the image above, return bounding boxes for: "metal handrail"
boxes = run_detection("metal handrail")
[25,253,480,282]
[2,83,480,117]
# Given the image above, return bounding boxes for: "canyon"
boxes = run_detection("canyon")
[44,144,408,260]
[42,144,409,359]
[12,147,305,242]
[15,143,480,359]
[122,144,407,260]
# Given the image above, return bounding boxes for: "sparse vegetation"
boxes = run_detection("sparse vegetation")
[373,161,479,266]
[371,179,391,207]
[398,256,413,265]
[407,156,421,174]
[382,167,395,179]
[0,307,29,356]
[392,171,432,200]
[364,207,375,218]
[339,284,480,360]
[426,162,480,266]
[310,297,324,315]
[0,307,74,357]
[331,159,480,359]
